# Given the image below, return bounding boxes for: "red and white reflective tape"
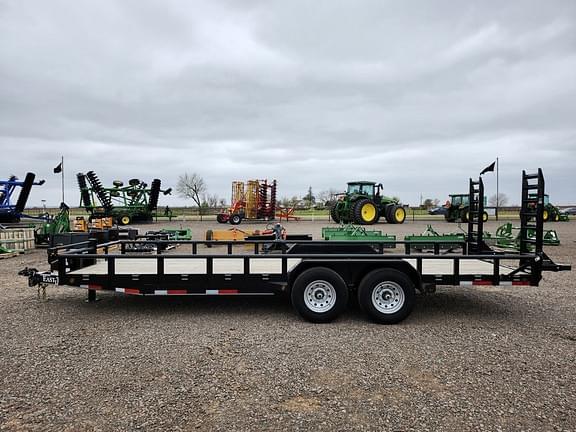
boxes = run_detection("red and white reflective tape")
[154,290,188,295]
[114,288,240,295]
[460,280,531,287]
[115,287,141,295]
[205,289,239,295]
[80,284,103,290]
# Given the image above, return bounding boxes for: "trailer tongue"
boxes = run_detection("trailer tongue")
[20,169,570,324]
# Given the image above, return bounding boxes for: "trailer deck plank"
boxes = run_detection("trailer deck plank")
[68,258,304,276]
[68,257,520,276]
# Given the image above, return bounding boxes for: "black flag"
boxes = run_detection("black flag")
[480,161,495,175]
[53,162,62,174]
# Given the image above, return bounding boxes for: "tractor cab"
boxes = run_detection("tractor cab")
[447,194,469,208]
[346,181,383,201]
[444,193,488,223]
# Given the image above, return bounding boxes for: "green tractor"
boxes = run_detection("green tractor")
[539,194,569,222]
[330,181,406,225]
[34,203,71,246]
[444,194,488,223]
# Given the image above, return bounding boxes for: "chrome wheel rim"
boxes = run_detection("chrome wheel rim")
[372,282,405,314]
[304,280,336,313]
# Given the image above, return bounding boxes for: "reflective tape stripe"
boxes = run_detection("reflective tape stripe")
[80,284,102,290]
[115,287,140,295]
[460,280,531,287]
[472,280,492,286]
[206,289,238,295]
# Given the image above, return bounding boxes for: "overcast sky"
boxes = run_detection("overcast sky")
[1,0,575,208]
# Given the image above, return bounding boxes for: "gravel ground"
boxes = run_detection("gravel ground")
[1,219,574,431]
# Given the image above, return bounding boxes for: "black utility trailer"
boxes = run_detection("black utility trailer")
[21,170,570,324]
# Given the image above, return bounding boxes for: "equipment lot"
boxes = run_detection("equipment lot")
[1,219,574,431]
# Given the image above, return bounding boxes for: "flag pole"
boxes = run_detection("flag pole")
[61,156,65,204]
[496,157,499,221]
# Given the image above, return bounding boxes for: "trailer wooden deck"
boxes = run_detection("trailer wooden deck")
[68,257,524,276]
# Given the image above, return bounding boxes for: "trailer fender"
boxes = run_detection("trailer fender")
[286,260,422,294]
[351,261,422,293]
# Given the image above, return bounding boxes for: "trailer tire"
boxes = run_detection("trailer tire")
[358,268,415,324]
[291,267,349,323]
[230,214,242,225]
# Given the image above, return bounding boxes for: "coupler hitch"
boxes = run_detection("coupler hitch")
[18,267,58,300]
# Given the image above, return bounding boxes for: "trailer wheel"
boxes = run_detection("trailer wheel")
[358,269,415,324]
[230,214,242,225]
[291,267,349,323]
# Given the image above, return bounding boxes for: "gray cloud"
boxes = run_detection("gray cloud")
[1,0,575,208]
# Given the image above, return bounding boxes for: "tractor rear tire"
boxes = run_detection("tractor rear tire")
[230,214,242,225]
[482,211,489,222]
[389,205,406,224]
[461,211,469,223]
[543,209,549,222]
[330,203,341,223]
[353,199,378,225]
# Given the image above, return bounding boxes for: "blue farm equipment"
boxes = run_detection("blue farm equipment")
[0,173,45,223]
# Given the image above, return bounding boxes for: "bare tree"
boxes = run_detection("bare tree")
[317,188,339,205]
[489,193,509,207]
[422,198,441,209]
[203,193,220,208]
[177,173,206,219]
